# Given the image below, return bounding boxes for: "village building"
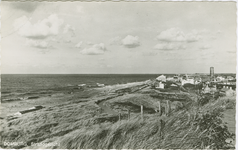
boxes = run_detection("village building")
[220,86,235,97]
[227,76,235,81]
[203,85,211,94]
[181,74,195,85]
[156,75,166,82]
[154,75,166,89]
[166,76,174,81]
[216,76,225,81]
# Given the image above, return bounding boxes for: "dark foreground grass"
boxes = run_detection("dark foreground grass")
[1,100,101,148]
[58,97,234,149]
[0,92,235,149]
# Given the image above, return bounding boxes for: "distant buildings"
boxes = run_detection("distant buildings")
[216,76,225,81]
[156,75,166,82]
[220,86,235,97]
[153,69,236,92]
[227,76,235,81]
[155,75,166,89]
[181,74,195,85]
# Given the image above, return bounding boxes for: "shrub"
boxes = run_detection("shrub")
[193,107,233,148]
[198,93,213,106]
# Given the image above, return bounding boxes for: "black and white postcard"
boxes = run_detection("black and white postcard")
[1,1,236,149]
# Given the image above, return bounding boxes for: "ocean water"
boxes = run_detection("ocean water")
[1,73,235,101]
[1,74,169,101]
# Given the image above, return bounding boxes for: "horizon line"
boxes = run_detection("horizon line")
[1,73,236,75]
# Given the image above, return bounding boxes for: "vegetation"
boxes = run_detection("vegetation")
[0,85,235,149]
[58,97,234,149]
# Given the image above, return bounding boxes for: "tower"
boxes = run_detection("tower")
[210,67,214,80]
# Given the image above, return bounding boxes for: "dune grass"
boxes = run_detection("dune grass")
[0,100,102,148]
[57,97,233,149]
[104,94,161,113]
[0,87,235,149]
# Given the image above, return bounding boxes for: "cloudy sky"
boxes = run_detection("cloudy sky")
[1,2,236,74]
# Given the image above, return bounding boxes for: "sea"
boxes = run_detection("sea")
[1,74,172,101]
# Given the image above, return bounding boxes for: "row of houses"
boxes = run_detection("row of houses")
[156,74,201,86]
[156,74,236,85]
[216,76,235,81]
[155,74,236,97]
[203,84,236,97]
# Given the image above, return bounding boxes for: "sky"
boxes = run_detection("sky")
[1,2,237,74]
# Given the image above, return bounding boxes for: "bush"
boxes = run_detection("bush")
[198,93,213,106]
[193,107,233,148]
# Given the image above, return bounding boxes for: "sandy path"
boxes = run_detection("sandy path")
[223,108,235,134]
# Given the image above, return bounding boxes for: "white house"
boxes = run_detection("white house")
[156,75,166,82]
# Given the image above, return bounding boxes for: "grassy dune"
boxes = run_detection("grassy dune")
[104,94,161,113]
[58,97,234,149]
[0,83,235,149]
[1,101,97,147]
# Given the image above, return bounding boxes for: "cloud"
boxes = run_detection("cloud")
[156,28,200,42]
[75,41,83,48]
[25,39,50,49]
[64,39,71,43]
[142,52,158,56]
[186,33,201,42]
[14,14,64,39]
[11,2,39,13]
[109,36,122,45]
[80,43,107,55]
[87,41,93,45]
[199,44,211,50]
[153,42,186,50]
[63,24,75,37]
[122,35,140,48]
[49,38,58,43]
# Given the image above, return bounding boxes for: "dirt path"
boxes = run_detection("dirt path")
[96,84,150,115]
[222,108,236,147]
[223,108,235,134]
[98,101,118,115]
[96,94,120,115]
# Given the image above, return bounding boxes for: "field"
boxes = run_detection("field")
[0,80,236,149]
